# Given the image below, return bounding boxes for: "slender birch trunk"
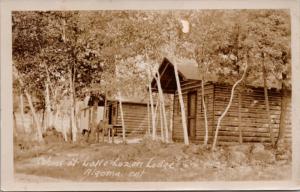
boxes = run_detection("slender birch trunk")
[13,67,43,142]
[212,63,248,150]
[155,73,169,142]
[61,114,68,142]
[53,104,60,130]
[20,94,25,133]
[147,101,151,136]
[26,91,43,142]
[262,53,275,147]
[148,70,156,140]
[201,79,209,146]
[45,81,53,129]
[118,92,126,143]
[151,99,160,139]
[44,65,53,130]
[69,68,77,142]
[173,63,189,145]
[159,102,165,142]
[42,108,46,132]
[276,74,288,146]
[169,95,174,142]
[153,99,159,125]
[13,112,18,138]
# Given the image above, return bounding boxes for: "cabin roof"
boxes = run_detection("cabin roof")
[151,57,203,93]
[108,95,149,105]
[151,57,285,93]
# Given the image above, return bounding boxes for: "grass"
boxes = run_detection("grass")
[14,136,292,182]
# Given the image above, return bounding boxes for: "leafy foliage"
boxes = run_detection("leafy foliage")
[12,10,291,111]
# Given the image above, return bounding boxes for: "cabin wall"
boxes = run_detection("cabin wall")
[114,102,171,137]
[172,81,214,143]
[213,84,292,145]
[172,82,292,145]
[115,103,149,135]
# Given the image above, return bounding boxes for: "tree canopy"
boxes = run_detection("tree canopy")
[12,10,291,107]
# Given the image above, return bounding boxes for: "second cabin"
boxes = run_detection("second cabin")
[78,95,167,136]
[151,57,291,145]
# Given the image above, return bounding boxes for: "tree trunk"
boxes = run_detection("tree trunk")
[148,70,156,140]
[118,92,126,143]
[147,101,151,136]
[42,108,46,132]
[69,69,77,143]
[238,91,243,144]
[262,54,275,147]
[53,104,60,130]
[276,74,288,146]
[45,81,53,129]
[212,63,248,150]
[13,111,18,138]
[201,79,209,146]
[61,114,68,142]
[149,99,160,140]
[13,68,43,142]
[20,94,25,133]
[25,91,43,142]
[169,95,174,143]
[155,73,169,142]
[173,63,189,145]
[159,102,164,142]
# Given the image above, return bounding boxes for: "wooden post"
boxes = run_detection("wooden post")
[173,62,189,145]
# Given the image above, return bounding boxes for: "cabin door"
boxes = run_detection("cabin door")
[188,92,197,140]
[108,104,113,124]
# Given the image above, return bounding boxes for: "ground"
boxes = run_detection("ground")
[14,135,292,182]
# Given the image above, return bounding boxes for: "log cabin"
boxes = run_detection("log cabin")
[151,57,291,145]
[105,98,150,135]
[78,95,167,136]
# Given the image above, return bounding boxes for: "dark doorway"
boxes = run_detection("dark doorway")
[188,91,197,140]
[108,104,113,124]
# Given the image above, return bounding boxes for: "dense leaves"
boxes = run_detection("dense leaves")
[13,10,290,118]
